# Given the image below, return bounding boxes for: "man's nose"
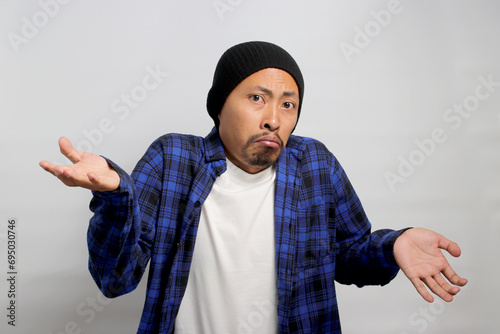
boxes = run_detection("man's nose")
[262,104,279,131]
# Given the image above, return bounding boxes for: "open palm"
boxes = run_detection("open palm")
[39,137,120,192]
[394,228,468,302]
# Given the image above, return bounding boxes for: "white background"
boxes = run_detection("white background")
[1,0,499,333]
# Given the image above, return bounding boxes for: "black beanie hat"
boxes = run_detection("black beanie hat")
[207,41,304,129]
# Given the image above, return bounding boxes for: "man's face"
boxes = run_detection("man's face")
[218,68,299,174]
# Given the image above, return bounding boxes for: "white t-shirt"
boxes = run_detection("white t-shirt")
[174,159,278,334]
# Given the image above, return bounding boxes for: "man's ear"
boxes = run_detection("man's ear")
[214,112,221,130]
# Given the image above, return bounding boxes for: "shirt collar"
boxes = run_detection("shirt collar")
[204,127,226,163]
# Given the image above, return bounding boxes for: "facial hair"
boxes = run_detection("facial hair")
[243,132,284,169]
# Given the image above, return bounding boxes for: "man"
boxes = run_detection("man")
[40,41,467,333]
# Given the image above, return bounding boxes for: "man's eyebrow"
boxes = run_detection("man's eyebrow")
[254,86,298,98]
[255,86,273,96]
[282,90,297,98]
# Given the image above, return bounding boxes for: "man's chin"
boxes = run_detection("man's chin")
[248,152,279,169]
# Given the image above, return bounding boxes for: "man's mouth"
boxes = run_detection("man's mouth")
[254,134,283,149]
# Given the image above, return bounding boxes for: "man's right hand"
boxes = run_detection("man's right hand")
[39,137,120,192]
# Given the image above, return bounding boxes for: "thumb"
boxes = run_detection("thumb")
[59,137,81,163]
[438,235,462,258]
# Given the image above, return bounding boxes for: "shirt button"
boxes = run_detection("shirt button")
[194,201,201,207]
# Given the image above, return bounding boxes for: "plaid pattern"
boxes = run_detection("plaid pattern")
[87,127,404,333]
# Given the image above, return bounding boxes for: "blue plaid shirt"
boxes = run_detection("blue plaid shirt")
[88,127,404,333]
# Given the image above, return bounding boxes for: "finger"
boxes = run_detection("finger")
[40,160,76,179]
[53,165,95,189]
[59,137,81,163]
[87,172,102,186]
[39,160,57,175]
[40,160,69,177]
[438,235,462,257]
[87,172,120,192]
[54,165,75,179]
[442,265,468,287]
[410,277,434,303]
[43,164,77,186]
[434,273,460,296]
[87,172,109,191]
[422,276,453,302]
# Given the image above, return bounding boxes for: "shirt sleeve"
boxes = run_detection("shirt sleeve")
[330,158,410,287]
[87,141,163,298]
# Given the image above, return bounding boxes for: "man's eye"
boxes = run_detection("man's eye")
[283,102,295,109]
[250,95,262,102]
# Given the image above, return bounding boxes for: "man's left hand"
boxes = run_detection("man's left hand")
[393,227,468,303]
